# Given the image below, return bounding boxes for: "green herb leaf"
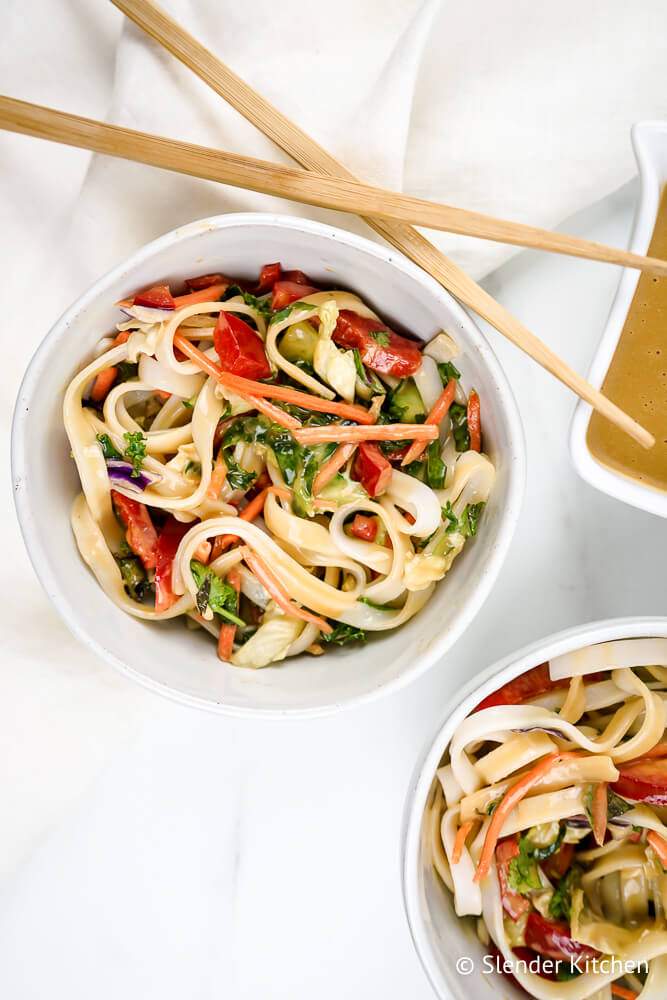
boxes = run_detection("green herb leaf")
[116,361,138,382]
[123,431,147,477]
[426,440,446,489]
[184,461,201,477]
[224,453,257,492]
[460,502,485,538]
[116,555,149,601]
[449,402,470,452]
[270,301,316,324]
[437,360,461,384]
[607,788,632,819]
[190,561,245,627]
[97,433,121,460]
[442,502,459,532]
[507,838,542,894]
[549,867,582,922]
[321,623,367,646]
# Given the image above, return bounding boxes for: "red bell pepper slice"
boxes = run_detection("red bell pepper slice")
[214,311,271,380]
[495,838,532,920]
[612,758,667,806]
[473,664,570,712]
[333,310,422,377]
[352,442,392,497]
[255,262,282,294]
[132,284,175,310]
[271,280,319,311]
[349,514,378,542]
[154,517,190,613]
[184,272,228,291]
[111,490,159,570]
[524,912,598,964]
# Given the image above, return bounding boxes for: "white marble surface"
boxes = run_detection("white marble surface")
[4,185,667,1000]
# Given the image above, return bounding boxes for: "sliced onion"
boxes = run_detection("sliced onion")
[550,638,667,681]
[412,355,442,411]
[119,303,174,323]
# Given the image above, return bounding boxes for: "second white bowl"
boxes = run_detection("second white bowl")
[12,213,524,717]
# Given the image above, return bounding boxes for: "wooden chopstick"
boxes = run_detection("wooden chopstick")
[109,0,654,450]
[3,95,664,281]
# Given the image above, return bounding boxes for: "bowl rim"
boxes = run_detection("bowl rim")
[569,120,667,518]
[11,211,526,719]
[401,615,667,999]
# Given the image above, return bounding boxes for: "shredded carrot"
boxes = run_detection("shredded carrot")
[401,379,457,466]
[173,283,229,308]
[118,282,229,310]
[90,366,118,403]
[239,545,333,634]
[193,539,212,564]
[217,566,241,662]
[90,330,132,402]
[210,486,273,560]
[173,333,374,424]
[611,986,639,1000]
[592,782,608,847]
[248,394,301,430]
[313,443,357,494]
[452,820,475,864]
[207,453,228,500]
[474,752,580,883]
[467,390,481,452]
[648,831,667,868]
[294,422,438,446]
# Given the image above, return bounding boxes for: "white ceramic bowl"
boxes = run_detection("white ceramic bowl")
[570,121,667,518]
[12,213,524,717]
[402,616,667,1000]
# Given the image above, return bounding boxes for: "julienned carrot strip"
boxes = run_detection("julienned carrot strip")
[474,751,580,883]
[207,454,228,500]
[452,820,475,864]
[239,546,333,634]
[611,986,638,1000]
[648,831,667,868]
[210,487,274,559]
[294,423,438,446]
[467,390,481,452]
[118,281,229,310]
[90,366,118,403]
[248,394,301,430]
[312,443,357,494]
[90,330,131,402]
[173,333,374,424]
[217,567,241,662]
[401,379,457,466]
[172,282,229,308]
[592,782,608,847]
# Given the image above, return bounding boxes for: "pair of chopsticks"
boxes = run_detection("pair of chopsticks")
[0,0,657,449]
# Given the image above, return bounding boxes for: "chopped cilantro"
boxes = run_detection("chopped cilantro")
[116,361,138,382]
[321,623,367,646]
[507,837,542,894]
[426,441,446,489]
[270,301,316,324]
[437,361,461,384]
[190,561,245,627]
[549,867,581,922]
[449,402,470,452]
[460,502,485,538]
[116,555,149,602]
[123,431,147,477]
[97,433,121,460]
[442,502,459,532]
[607,788,632,819]
[224,453,257,492]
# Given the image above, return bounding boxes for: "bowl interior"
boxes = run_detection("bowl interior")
[404,617,667,999]
[13,214,523,716]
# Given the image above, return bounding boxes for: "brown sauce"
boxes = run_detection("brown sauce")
[587,187,667,491]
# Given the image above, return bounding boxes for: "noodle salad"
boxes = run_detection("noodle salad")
[427,638,667,999]
[65,264,494,668]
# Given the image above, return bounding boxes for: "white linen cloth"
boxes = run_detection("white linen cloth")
[1,0,667,881]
